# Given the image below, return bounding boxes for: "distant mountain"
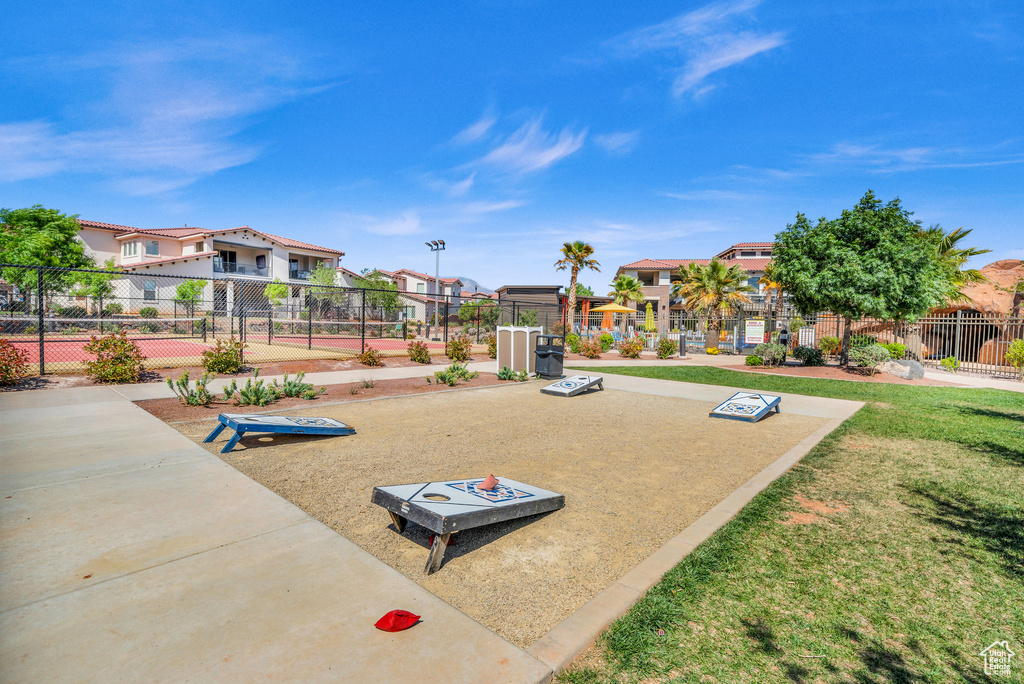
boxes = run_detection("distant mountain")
[452,276,493,294]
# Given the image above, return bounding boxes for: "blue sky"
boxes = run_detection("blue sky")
[2,0,1021,291]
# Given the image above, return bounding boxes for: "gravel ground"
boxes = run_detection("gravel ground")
[173,382,829,647]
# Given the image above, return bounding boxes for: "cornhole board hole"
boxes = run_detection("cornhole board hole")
[203,413,355,453]
[371,477,565,574]
[540,375,604,397]
[709,392,781,423]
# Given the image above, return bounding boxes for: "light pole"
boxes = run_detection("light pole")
[425,240,445,341]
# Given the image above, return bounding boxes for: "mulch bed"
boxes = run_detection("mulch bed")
[722,362,958,386]
[136,373,506,423]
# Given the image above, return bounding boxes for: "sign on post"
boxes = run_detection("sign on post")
[744,319,766,346]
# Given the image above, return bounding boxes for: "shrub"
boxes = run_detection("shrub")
[0,339,30,386]
[202,337,245,374]
[656,336,678,359]
[792,345,825,366]
[407,340,431,364]
[166,371,215,406]
[484,332,497,359]
[497,365,529,381]
[103,303,123,315]
[222,369,280,406]
[434,362,479,387]
[849,333,876,348]
[617,336,644,359]
[940,355,960,373]
[517,309,538,327]
[24,324,37,335]
[753,343,787,367]
[61,326,81,335]
[850,343,891,376]
[745,355,763,367]
[598,333,615,351]
[565,333,581,354]
[57,305,88,318]
[358,348,383,366]
[551,323,568,336]
[138,307,158,319]
[83,331,146,383]
[445,333,472,362]
[881,342,907,360]
[820,336,841,355]
[275,372,325,400]
[1005,339,1024,380]
[580,339,603,359]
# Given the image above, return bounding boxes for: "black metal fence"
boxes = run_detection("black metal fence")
[0,264,556,375]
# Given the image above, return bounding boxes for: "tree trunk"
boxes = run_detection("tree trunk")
[706,316,720,350]
[840,315,853,366]
[566,269,578,335]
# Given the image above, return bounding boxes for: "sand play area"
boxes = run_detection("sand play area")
[173,382,829,647]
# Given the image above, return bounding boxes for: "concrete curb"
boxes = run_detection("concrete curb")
[526,410,860,674]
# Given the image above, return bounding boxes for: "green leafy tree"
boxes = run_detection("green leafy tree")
[0,205,94,309]
[458,299,500,330]
[356,268,402,316]
[758,262,785,321]
[672,258,754,350]
[72,259,120,314]
[308,261,345,317]
[174,279,207,316]
[575,283,595,298]
[264,279,289,310]
[555,241,600,332]
[772,191,945,364]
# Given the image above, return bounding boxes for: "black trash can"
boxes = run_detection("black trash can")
[535,334,565,379]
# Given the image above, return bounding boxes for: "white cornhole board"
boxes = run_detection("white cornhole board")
[371,477,565,574]
[540,375,604,397]
[709,391,781,423]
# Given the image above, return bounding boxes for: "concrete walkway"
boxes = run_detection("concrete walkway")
[0,366,551,684]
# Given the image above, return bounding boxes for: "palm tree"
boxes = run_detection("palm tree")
[608,274,646,333]
[672,258,754,350]
[555,241,600,333]
[922,224,990,302]
[758,262,785,321]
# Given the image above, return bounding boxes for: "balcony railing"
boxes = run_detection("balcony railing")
[214,262,268,276]
[289,269,310,280]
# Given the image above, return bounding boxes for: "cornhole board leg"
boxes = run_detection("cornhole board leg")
[222,427,246,454]
[424,533,451,575]
[388,511,408,534]
[203,422,227,443]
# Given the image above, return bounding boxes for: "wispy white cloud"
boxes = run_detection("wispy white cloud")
[451,115,497,145]
[0,35,333,194]
[472,116,587,174]
[802,142,1024,173]
[662,189,758,201]
[365,210,423,236]
[594,131,640,155]
[458,199,526,215]
[606,0,786,98]
[448,172,476,196]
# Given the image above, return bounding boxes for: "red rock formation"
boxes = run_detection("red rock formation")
[933,259,1024,316]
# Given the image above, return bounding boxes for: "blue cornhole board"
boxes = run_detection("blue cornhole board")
[203,413,355,453]
[709,392,781,423]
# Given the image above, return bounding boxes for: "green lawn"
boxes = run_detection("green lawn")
[560,366,1023,684]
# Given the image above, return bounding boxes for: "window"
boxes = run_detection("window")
[416,283,425,293]
[121,241,139,257]
[740,251,756,257]
[146,240,159,256]
[405,306,416,320]
[760,251,772,257]
[143,280,156,301]
[194,241,204,252]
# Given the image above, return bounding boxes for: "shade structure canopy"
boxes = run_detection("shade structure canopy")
[589,302,635,313]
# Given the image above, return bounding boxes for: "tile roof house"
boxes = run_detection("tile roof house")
[75,219,345,315]
[614,242,777,333]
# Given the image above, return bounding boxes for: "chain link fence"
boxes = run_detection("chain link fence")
[0,264,558,375]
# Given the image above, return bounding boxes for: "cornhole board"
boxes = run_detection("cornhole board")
[709,392,781,423]
[371,477,565,574]
[203,413,355,453]
[540,375,603,397]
